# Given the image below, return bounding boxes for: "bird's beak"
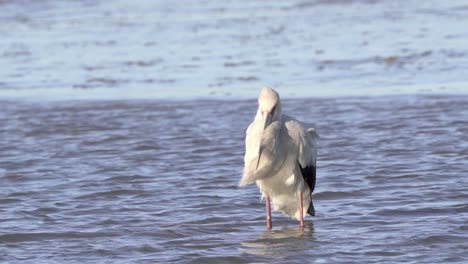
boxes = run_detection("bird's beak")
[262,112,272,130]
[256,112,272,171]
[256,146,263,171]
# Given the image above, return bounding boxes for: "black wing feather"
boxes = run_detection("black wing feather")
[299,162,317,216]
[299,162,316,193]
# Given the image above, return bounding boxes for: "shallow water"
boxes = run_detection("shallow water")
[1,0,468,262]
[1,96,467,263]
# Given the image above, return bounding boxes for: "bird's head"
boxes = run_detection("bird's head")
[256,86,282,130]
[255,86,282,170]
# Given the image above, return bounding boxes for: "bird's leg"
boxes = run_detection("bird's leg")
[265,194,272,230]
[298,191,304,230]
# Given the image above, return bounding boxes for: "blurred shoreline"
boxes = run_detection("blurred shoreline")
[0,82,467,101]
[2,0,468,101]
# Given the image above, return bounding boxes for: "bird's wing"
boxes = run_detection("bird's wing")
[285,118,318,192]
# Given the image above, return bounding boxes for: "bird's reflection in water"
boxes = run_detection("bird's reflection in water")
[240,222,314,257]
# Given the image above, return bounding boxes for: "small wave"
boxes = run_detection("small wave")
[0,231,118,243]
[372,204,468,217]
[0,198,21,204]
[223,61,255,68]
[76,189,143,199]
[413,234,467,244]
[364,250,402,257]
[123,59,162,67]
[314,190,365,200]
[103,175,148,183]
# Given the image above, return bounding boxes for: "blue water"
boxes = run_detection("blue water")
[1,96,468,263]
[1,1,468,263]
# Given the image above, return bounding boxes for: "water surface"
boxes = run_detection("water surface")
[2,0,468,99]
[1,0,468,262]
[1,96,467,263]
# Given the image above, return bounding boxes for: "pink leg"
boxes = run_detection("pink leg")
[298,191,304,230]
[265,194,272,230]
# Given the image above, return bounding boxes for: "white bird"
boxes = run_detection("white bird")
[240,87,318,229]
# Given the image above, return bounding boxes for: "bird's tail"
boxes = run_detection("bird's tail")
[307,128,319,140]
[307,199,316,216]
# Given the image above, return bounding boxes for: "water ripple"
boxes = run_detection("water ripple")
[0,96,467,263]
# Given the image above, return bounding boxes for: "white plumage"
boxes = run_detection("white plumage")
[240,87,318,229]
